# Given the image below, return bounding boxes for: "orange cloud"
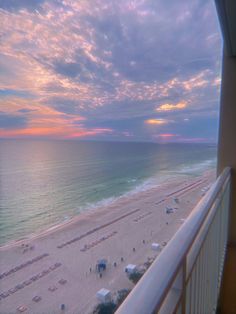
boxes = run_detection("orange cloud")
[0,97,112,139]
[156,102,187,112]
[157,133,177,138]
[0,127,68,138]
[182,71,209,91]
[145,119,170,125]
[153,133,179,143]
[0,126,113,139]
[68,128,113,138]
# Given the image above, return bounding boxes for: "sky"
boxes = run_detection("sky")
[0,0,222,143]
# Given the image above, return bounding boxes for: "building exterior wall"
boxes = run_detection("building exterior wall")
[217,48,236,245]
[217,48,236,314]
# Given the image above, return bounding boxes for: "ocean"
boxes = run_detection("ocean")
[0,139,217,246]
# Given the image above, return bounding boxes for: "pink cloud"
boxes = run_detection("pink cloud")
[152,134,213,144]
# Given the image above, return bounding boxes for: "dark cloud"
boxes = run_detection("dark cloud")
[170,115,218,139]
[47,98,80,114]
[0,113,28,129]
[52,61,82,79]
[81,100,153,121]
[81,0,221,84]
[0,89,33,98]
[52,55,116,93]
[78,115,143,130]
[0,0,45,11]
[17,108,36,113]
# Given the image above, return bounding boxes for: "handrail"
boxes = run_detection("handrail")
[116,167,231,314]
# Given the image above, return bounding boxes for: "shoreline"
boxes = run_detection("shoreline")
[0,170,215,314]
[0,169,215,251]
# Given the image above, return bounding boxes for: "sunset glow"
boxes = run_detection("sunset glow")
[0,0,221,142]
[156,102,187,112]
[158,133,177,138]
[145,119,169,125]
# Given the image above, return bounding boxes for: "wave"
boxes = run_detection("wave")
[18,156,216,244]
[0,152,216,247]
[175,158,216,175]
[29,157,218,233]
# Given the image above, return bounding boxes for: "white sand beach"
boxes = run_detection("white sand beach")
[0,171,215,314]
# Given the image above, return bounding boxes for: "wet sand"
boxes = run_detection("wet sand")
[0,170,215,314]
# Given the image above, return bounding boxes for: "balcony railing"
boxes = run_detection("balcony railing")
[116,167,231,314]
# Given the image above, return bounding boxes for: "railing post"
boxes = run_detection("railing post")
[181,258,187,314]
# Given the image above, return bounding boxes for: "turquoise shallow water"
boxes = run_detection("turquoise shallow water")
[0,139,217,245]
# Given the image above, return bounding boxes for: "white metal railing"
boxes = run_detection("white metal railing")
[116,167,231,314]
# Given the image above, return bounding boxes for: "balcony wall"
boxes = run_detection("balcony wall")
[217,49,236,314]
